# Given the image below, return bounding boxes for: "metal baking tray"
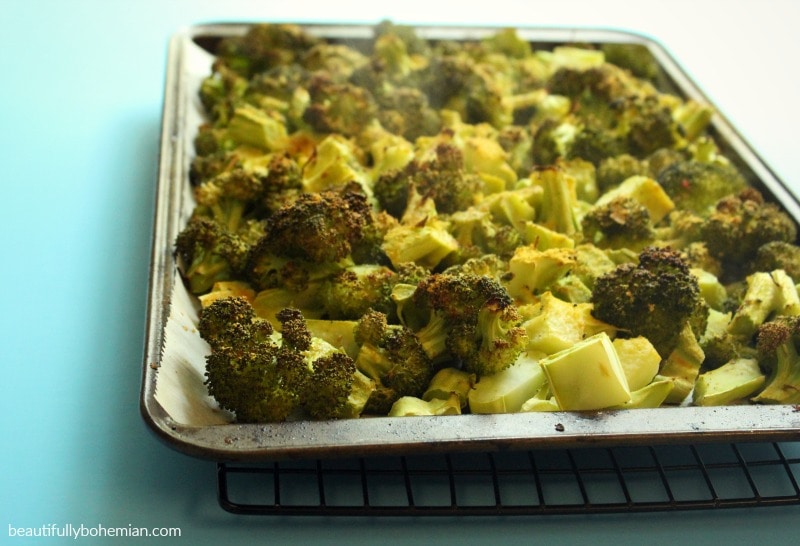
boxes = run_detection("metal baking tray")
[141,22,800,462]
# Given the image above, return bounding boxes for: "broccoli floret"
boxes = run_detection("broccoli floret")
[446,208,522,262]
[590,246,708,357]
[411,273,528,376]
[375,86,442,141]
[302,73,377,137]
[259,152,304,215]
[353,309,434,414]
[197,63,250,125]
[258,184,373,264]
[175,217,259,294]
[319,264,398,320]
[657,159,748,216]
[600,43,660,81]
[580,196,656,251]
[375,143,481,217]
[192,167,268,233]
[699,188,798,268]
[752,315,800,404]
[199,299,370,422]
[216,24,321,77]
[752,241,800,282]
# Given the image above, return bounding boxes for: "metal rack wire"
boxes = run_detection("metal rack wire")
[217,441,800,516]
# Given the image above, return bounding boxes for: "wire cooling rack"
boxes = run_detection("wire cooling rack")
[216,441,800,516]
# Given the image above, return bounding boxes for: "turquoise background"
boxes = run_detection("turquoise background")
[2,0,799,543]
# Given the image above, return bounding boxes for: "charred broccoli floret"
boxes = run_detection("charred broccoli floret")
[411,273,528,376]
[752,241,800,282]
[215,23,322,77]
[753,316,800,404]
[699,188,798,268]
[353,309,434,414]
[302,73,377,137]
[199,298,371,422]
[591,246,707,357]
[374,143,481,217]
[175,217,260,294]
[319,264,398,320]
[657,159,748,216]
[257,184,374,264]
[580,196,656,250]
[192,167,268,233]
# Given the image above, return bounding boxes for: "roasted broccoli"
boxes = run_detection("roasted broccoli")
[699,188,798,272]
[580,196,656,250]
[753,316,800,404]
[178,22,800,420]
[199,298,372,422]
[175,217,261,294]
[590,246,708,357]
[353,309,434,414]
[409,273,528,376]
[657,159,748,216]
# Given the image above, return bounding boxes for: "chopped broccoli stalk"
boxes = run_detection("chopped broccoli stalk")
[506,246,577,301]
[388,394,462,417]
[610,380,675,409]
[612,336,661,391]
[422,367,476,408]
[519,391,561,412]
[691,268,728,311]
[520,222,575,249]
[381,223,459,269]
[227,104,289,151]
[592,175,675,225]
[653,323,705,404]
[727,270,800,338]
[534,167,581,235]
[693,358,765,406]
[302,135,370,194]
[540,332,631,410]
[524,291,617,355]
[467,353,547,414]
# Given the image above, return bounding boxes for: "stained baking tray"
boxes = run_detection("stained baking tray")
[141,22,800,463]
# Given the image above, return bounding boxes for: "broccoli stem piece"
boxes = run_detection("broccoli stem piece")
[422,367,476,408]
[540,332,631,411]
[693,358,765,406]
[467,354,547,414]
[653,323,705,404]
[388,394,462,417]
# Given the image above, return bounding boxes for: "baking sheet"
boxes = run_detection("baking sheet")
[141,23,800,462]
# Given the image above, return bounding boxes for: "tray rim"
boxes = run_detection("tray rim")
[141,22,800,463]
